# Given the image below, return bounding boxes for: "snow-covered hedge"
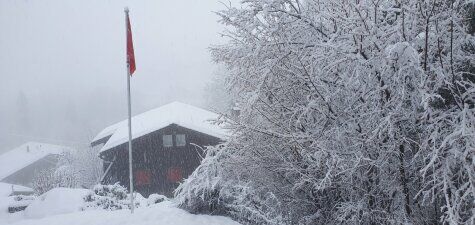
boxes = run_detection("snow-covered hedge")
[10,184,169,220]
[83,183,135,210]
[82,183,168,211]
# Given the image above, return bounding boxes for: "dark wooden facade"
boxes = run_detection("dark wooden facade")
[97,124,221,197]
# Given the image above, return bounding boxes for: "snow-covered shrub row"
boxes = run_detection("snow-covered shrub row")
[83,183,134,210]
[82,183,168,211]
[177,1,475,225]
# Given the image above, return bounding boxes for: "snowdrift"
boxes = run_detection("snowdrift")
[11,200,241,225]
[24,188,89,219]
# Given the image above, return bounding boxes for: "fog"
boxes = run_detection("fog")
[0,0,229,153]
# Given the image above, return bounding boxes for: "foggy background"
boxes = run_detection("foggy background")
[0,0,231,153]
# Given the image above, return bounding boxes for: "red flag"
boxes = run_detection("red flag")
[126,9,136,75]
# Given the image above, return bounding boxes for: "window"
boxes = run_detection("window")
[135,170,151,186]
[166,167,183,182]
[176,134,186,146]
[163,135,173,147]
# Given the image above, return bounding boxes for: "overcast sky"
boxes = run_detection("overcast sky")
[0,0,234,153]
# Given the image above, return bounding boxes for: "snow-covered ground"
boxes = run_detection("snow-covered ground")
[0,182,34,224]
[0,187,240,225]
[23,188,90,219]
[6,201,240,225]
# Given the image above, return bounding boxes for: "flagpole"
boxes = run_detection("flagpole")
[125,7,135,214]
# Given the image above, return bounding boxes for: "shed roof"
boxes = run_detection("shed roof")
[0,142,72,181]
[0,182,34,197]
[94,101,227,153]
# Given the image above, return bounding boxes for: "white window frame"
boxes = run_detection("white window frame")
[176,134,186,147]
[163,134,173,147]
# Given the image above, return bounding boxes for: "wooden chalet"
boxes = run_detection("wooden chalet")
[91,102,226,197]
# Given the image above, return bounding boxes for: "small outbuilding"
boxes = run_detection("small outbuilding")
[92,101,226,197]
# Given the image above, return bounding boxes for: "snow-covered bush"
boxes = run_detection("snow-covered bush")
[176,145,285,225]
[146,194,168,206]
[82,183,131,210]
[176,145,229,215]
[32,166,78,195]
[76,145,103,188]
[7,195,35,213]
[57,146,102,188]
[82,183,160,210]
[32,146,102,195]
[32,168,57,195]
[32,163,78,195]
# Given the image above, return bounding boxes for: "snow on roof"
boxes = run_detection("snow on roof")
[91,121,126,144]
[0,142,72,181]
[98,101,227,153]
[0,182,33,197]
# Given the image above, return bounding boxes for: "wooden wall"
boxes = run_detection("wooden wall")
[101,124,221,197]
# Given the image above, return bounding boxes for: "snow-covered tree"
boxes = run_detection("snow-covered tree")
[32,167,57,195]
[73,145,103,188]
[32,146,102,194]
[177,0,474,224]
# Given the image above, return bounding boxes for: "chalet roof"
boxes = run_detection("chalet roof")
[0,142,72,181]
[94,101,227,153]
